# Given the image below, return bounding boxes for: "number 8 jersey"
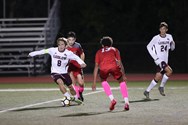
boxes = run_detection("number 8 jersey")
[29,47,85,74]
[147,34,175,64]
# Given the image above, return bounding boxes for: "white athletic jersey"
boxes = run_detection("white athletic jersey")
[147,34,175,63]
[29,47,85,74]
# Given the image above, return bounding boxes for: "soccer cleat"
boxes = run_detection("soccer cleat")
[109,99,117,111]
[144,91,150,99]
[158,87,166,96]
[78,92,84,102]
[124,103,129,111]
[70,96,83,105]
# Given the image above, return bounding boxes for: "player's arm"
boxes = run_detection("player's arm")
[69,52,86,68]
[115,49,127,81]
[169,34,175,51]
[92,62,99,91]
[80,52,85,61]
[118,60,127,81]
[147,37,161,65]
[28,49,49,57]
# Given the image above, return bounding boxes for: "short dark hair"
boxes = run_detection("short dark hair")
[159,22,168,28]
[100,36,113,47]
[67,31,76,38]
[57,37,67,45]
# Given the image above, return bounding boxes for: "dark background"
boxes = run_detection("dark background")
[1,0,188,73]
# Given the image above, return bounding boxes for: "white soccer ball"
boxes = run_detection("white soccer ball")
[61,96,71,107]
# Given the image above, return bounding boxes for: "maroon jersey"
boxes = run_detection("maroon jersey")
[95,47,121,70]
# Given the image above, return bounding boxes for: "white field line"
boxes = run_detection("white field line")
[0,87,187,92]
[0,87,187,114]
[0,87,118,114]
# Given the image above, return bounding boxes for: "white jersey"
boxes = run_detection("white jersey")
[147,34,175,63]
[29,47,85,74]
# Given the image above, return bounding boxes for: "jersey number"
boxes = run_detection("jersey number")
[161,45,167,52]
[57,60,61,66]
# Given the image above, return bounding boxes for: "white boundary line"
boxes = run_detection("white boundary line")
[0,86,187,114]
[0,87,187,92]
[0,87,118,114]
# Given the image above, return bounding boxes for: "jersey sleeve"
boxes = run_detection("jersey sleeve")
[147,36,159,60]
[68,51,85,65]
[28,48,50,57]
[169,35,175,51]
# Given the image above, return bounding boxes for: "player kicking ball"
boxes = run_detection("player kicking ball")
[144,22,175,99]
[28,37,86,105]
[92,36,130,111]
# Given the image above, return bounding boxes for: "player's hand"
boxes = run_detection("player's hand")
[80,64,87,68]
[92,84,96,91]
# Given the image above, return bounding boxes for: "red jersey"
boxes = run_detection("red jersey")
[95,47,121,70]
[67,42,83,56]
[67,42,84,73]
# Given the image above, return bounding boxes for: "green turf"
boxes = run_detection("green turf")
[0,81,187,89]
[0,80,188,125]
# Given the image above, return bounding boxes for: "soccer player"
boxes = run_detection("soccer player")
[92,36,129,111]
[28,37,86,104]
[66,31,85,101]
[144,22,175,99]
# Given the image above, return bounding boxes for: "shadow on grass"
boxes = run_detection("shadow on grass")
[129,98,160,103]
[12,104,79,112]
[61,110,128,117]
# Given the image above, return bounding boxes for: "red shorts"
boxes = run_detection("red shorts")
[68,60,82,78]
[99,66,122,80]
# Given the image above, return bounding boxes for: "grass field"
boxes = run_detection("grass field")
[0,81,188,125]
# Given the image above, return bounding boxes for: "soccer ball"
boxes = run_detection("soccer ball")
[61,96,71,107]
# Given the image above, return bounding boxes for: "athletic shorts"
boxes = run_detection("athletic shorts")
[51,73,72,86]
[68,61,82,78]
[99,66,122,80]
[156,61,168,74]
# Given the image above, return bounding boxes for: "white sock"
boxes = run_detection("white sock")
[146,79,158,92]
[124,97,129,104]
[109,95,114,101]
[64,92,70,97]
[160,74,169,87]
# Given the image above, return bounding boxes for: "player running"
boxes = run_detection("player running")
[66,31,85,101]
[144,22,175,99]
[92,36,129,111]
[28,37,86,104]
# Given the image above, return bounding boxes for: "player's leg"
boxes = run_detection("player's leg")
[159,65,173,96]
[62,74,83,104]
[70,71,79,98]
[51,73,71,97]
[76,73,85,101]
[56,78,71,97]
[100,70,116,111]
[113,68,129,111]
[144,71,162,99]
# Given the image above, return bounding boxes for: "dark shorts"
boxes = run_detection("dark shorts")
[51,73,72,86]
[99,66,122,81]
[156,61,168,74]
